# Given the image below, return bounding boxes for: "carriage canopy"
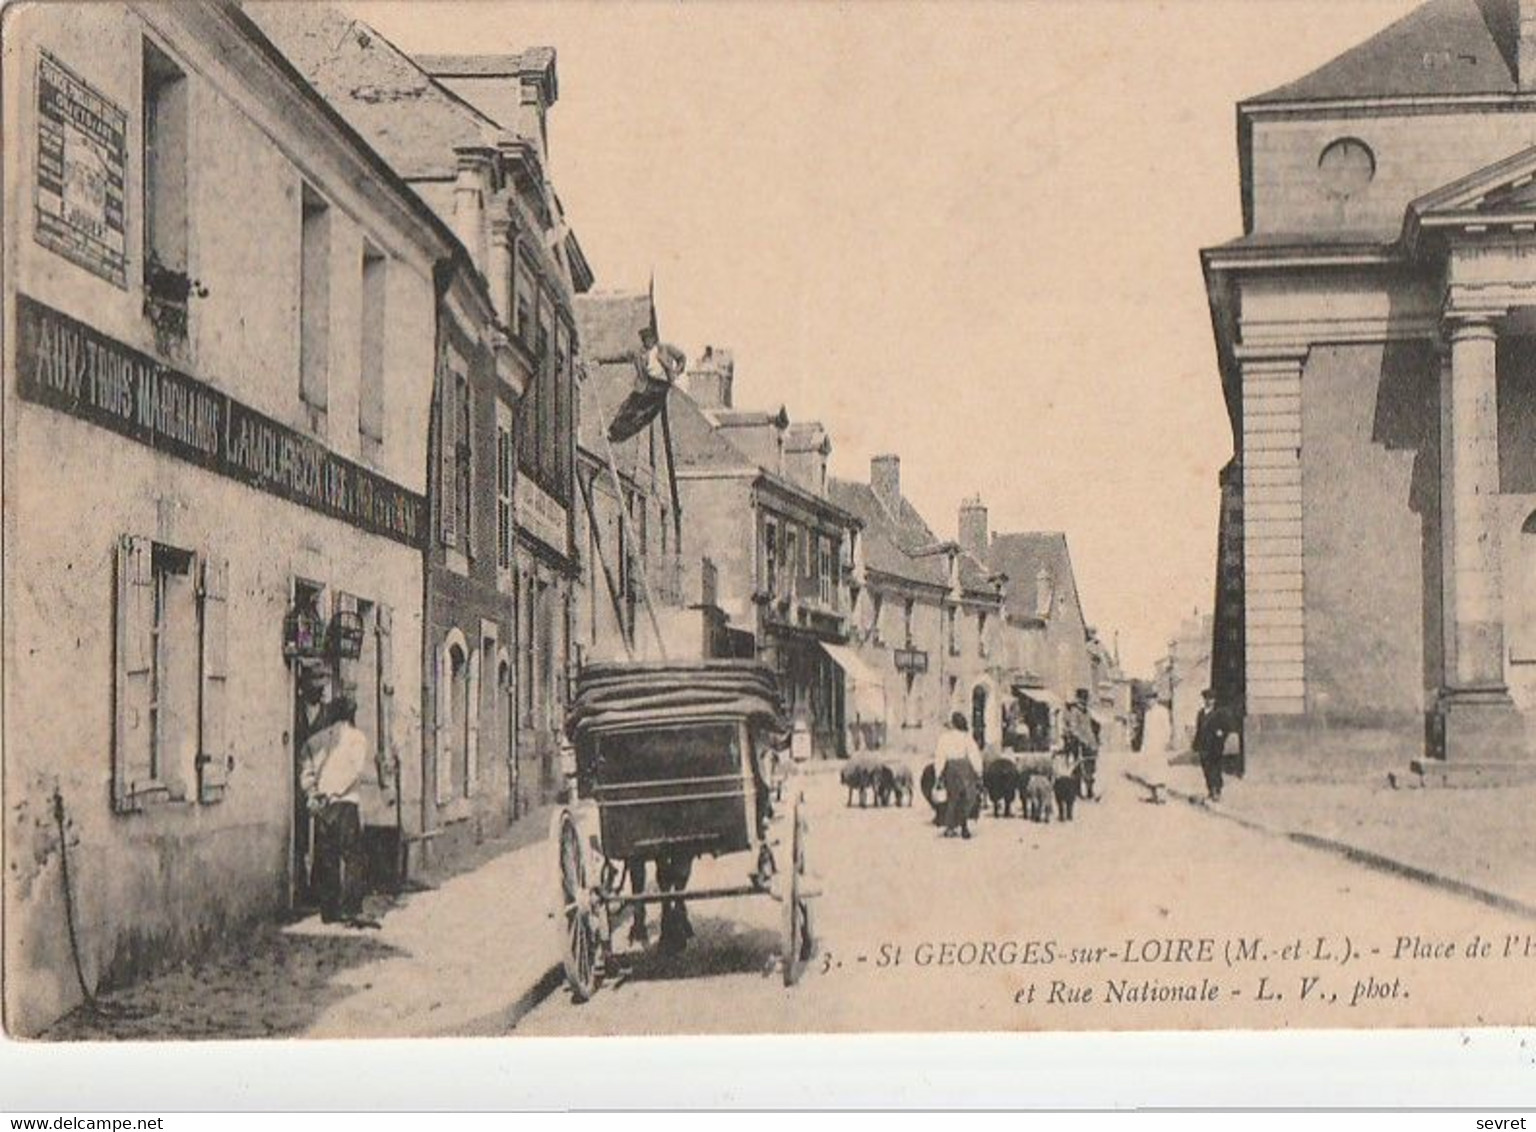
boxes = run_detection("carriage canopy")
[566,659,788,740]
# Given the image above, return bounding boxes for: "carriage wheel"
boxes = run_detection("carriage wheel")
[559,811,601,1003]
[781,794,813,987]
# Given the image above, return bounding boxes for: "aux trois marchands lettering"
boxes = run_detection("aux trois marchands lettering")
[14,294,424,547]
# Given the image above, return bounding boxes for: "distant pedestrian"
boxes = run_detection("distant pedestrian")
[1193,689,1234,803]
[932,711,982,839]
[300,696,373,926]
[1063,689,1101,800]
[1141,698,1173,758]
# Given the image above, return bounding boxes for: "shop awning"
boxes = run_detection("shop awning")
[821,643,888,721]
[1013,686,1062,711]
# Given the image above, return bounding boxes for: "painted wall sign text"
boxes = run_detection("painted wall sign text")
[15,295,425,547]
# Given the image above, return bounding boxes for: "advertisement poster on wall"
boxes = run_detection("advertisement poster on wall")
[34,49,128,288]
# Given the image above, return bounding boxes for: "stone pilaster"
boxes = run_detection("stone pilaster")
[1239,350,1306,716]
[450,147,494,272]
[488,216,513,328]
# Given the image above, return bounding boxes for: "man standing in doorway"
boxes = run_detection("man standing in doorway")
[300,695,374,926]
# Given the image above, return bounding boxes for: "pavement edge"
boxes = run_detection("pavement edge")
[1121,769,1536,924]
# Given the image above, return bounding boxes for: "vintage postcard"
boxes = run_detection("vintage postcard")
[4,0,1536,1051]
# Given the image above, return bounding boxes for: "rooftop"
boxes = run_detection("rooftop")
[987,531,1084,627]
[1248,0,1519,105]
[248,4,506,180]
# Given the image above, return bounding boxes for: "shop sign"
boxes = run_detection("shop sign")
[15,294,425,547]
[894,647,929,674]
[35,51,128,288]
[516,475,569,556]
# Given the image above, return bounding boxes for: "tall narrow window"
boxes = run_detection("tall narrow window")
[456,372,472,554]
[496,410,514,572]
[359,243,387,444]
[763,520,778,596]
[143,41,188,282]
[785,527,799,599]
[299,186,331,411]
[514,258,534,346]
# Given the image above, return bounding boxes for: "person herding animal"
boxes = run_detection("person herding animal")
[931,712,983,839]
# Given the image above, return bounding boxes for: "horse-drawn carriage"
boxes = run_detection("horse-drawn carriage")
[554,659,816,1002]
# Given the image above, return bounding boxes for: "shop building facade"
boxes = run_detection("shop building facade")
[252,6,593,852]
[830,460,1007,758]
[985,530,1095,749]
[2,1,452,1034]
[671,357,860,757]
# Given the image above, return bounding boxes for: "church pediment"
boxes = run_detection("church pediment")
[1406,146,1536,249]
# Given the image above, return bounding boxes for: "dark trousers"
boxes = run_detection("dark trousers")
[1200,751,1224,799]
[313,801,364,922]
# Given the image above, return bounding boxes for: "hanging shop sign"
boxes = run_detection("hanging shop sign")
[15,294,426,547]
[35,51,128,288]
[516,475,569,557]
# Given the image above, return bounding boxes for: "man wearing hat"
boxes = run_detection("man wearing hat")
[300,695,373,926]
[1063,688,1100,801]
[1193,689,1233,803]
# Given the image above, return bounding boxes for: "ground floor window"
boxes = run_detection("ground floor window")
[115,535,229,811]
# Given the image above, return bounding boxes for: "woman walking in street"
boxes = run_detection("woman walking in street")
[933,712,983,839]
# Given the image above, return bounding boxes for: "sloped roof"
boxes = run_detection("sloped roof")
[1249,0,1516,104]
[988,532,1084,628]
[667,389,755,471]
[956,549,996,594]
[575,291,655,363]
[829,479,948,588]
[248,4,506,180]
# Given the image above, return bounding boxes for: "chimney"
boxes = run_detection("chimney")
[958,495,989,564]
[871,454,901,512]
[687,346,734,409]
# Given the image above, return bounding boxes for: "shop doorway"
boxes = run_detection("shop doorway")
[290,582,328,910]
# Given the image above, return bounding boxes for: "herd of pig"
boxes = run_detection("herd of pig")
[837,752,1090,824]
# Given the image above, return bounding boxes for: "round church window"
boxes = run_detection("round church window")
[1318,138,1376,199]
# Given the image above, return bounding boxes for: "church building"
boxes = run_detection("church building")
[1205,0,1536,781]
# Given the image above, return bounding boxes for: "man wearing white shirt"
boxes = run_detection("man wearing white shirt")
[300,696,371,925]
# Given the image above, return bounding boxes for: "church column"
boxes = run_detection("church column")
[1238,349,1306,717]
[1442,313,1507,689]
[1431,311,1526,766]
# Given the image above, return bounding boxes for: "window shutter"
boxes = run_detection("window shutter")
[462,382,475,559]
[466,648,481,796]
[198,556,231,802]
[376,604,395,792]
[115,535,156,810]
[435,645,453,806]
[439,376,457,547]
